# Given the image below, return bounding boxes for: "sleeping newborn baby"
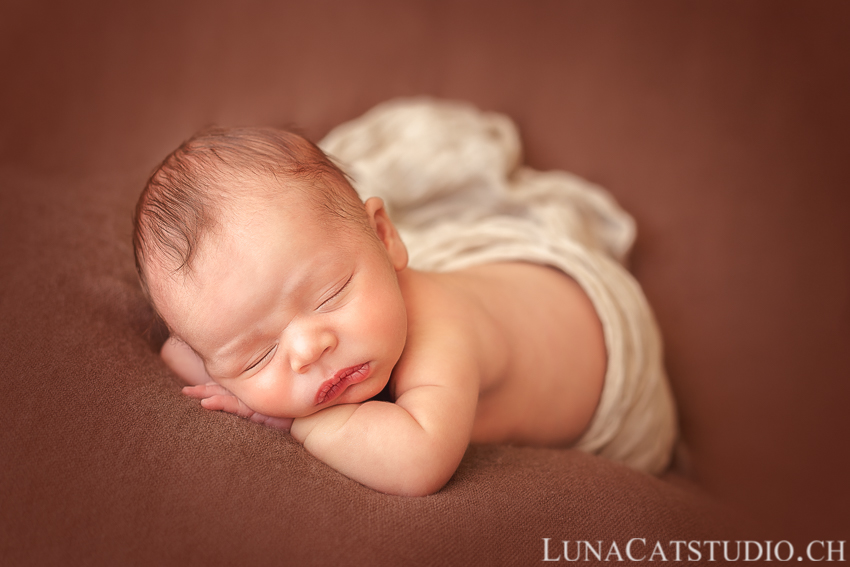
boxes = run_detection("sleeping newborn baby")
[133,100,676,496]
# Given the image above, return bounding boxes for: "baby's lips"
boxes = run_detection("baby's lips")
[315,362,371,405]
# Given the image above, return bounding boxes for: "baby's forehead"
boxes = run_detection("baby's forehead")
[141,168,366,286]
[188,192,355,268]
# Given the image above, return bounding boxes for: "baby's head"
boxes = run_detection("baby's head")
[134,127,369,296]
[133,127,409,417]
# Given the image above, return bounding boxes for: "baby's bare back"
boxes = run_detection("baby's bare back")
[408,262,607,447]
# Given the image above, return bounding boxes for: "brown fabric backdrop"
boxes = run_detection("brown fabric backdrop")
[2,1,848,565]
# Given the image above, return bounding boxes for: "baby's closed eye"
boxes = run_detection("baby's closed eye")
[317,275,353,310]
[243,345,278,374]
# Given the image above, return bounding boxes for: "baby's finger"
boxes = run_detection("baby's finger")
[182,383,230,399]
[202,394,255,419]
[249,413,294,431]
[197,394,230,411]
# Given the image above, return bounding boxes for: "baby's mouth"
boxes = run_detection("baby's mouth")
[315,363,371,405]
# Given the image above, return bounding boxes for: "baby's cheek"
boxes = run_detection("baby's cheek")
[244,376,310,418]
[366,281,405,332]
[380,294,408,355]
[240,388,283,417]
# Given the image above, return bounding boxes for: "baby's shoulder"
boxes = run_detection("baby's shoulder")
[392,268,510,394]
[398,267,498,346]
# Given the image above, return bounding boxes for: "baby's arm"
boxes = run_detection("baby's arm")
[290,337,479,496]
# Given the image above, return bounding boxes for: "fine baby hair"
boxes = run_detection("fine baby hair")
[132,126,366,299]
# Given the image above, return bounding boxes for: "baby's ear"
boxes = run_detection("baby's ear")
[364,197,408,272]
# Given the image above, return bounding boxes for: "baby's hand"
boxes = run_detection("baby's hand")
[182,383,293,431]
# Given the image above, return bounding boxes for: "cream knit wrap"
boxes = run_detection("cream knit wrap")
[320,99,677,474]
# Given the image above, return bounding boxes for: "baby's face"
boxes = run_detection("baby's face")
[149,193,408,418]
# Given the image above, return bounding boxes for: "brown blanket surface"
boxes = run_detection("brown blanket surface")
[2,1,848,565]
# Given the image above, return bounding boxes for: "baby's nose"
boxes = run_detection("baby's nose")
[288,327,336,374]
